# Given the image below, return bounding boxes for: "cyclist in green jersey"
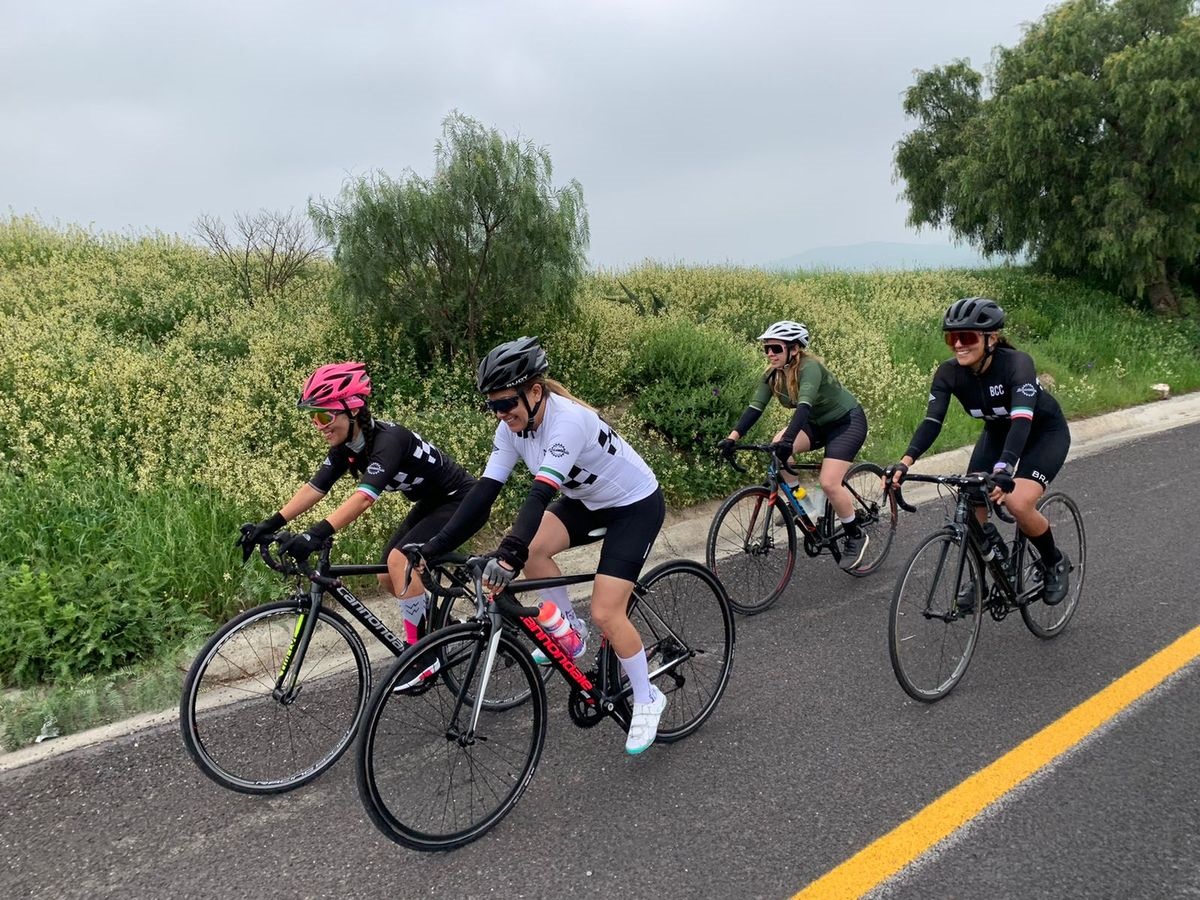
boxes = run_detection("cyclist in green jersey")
[718,321,871,569]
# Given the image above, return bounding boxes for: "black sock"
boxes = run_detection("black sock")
[1025,526,1059,564]
[842,516,861,539]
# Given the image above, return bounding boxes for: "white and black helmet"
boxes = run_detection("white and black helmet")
[757,320,810,348]
[476,336,549,393]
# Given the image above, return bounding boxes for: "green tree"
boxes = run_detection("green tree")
[895,0,1200,314]
[309,112,589,367]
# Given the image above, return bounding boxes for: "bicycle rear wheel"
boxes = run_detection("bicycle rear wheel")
[888,530,983,702]
[180,599,369,794]
[841,462,896,576]
[1019,491,1086,638]
[705,485,796,614]
[356,624,546,851]
[606,560,735,742]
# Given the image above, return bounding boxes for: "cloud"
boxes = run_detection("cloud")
[0,0,1055,265]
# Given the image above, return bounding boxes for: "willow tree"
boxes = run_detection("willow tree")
[896,0,1200,314]
[310,112,589,367]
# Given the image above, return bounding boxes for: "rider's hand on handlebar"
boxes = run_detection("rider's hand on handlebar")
[236,512,286,562]
[883,462,909,487]
[770,440,793,463]
[989,462,1016,500]
[716,438,736,461]
[277,520,334,562]
[482,556,517,592]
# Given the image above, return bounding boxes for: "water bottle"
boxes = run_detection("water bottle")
[536,601,584,658]
[980,521,1008,564]
[797,486,826,521]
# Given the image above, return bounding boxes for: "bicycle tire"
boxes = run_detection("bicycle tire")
[1019,491,1086,639]
[605,559,735,742]
[705,485,797,615]
[842,461,897,577]
[180,599,369,794]
[356,623,547,851]
[888,529,984,702]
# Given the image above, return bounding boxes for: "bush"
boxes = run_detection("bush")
[626,319,758,452]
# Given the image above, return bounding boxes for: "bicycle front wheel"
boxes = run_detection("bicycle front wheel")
[888,530,983,702]
[1020,491,1086,638]
[430,589,550,711]
[841,462,896,576]
[607,560,735,742]
[180,599,369,794]
[356,623,547,851]
[706,485,797,615]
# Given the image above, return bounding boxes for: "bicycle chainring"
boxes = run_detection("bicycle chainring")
[802,534,821,557]
[568,674,607,729]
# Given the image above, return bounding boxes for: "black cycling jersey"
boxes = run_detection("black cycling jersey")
[308,419,475,503]
[906,346,1067,467]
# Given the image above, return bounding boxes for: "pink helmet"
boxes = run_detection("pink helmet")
[298,362,372,411]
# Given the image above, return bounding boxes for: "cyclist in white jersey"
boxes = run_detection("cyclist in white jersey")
[416,337,669,754]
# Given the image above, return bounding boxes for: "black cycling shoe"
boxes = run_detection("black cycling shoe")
[955,578,977,615]
[392,646,442,694]
[839,533,870,570]
[1041,551,1072,607]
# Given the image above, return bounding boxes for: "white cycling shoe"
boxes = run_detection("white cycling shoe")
[625,688,667,755]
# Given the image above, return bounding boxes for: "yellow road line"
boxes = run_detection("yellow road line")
[794,624,1200,900]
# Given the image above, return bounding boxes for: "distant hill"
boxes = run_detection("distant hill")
[765,241,1016,272]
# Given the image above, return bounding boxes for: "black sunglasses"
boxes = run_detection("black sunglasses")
[482,395,521,414]
[762,343,787,355]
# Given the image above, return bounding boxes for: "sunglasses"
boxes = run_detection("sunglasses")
[310,409,340,427]
[944,331,983,348]
[762,344,786,355]
[482,395,521,414]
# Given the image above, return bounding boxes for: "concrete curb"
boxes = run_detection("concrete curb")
[4,390,1198,772]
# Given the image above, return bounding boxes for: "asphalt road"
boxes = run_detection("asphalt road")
[2,424,1198,900]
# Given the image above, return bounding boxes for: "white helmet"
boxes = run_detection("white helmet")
[757,320,810,348]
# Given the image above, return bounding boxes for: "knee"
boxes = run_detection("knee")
[589,602,621,635]
[819,472,841,494]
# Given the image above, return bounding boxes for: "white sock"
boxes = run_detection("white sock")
[617,649,654,705]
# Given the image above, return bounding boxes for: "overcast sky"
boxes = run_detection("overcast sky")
[1,0,1057,268]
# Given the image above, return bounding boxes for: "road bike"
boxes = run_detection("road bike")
[706,444,897,614]
[180,529,487,794]
[886,472,1086,702]
[355,551,735,850]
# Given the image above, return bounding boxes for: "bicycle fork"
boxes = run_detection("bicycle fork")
[273,585,324,704]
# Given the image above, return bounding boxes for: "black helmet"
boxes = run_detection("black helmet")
[943,297,1005,332]
[476,336,549,393]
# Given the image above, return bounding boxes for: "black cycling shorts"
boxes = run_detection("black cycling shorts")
[546,488,666,582]
[800,405,869,463]
[380,495,464,564]
[968,419,1071,489]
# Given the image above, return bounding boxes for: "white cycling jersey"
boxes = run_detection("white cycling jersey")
[482,393,659,510]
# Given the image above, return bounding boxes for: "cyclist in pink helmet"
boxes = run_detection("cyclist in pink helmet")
[239,362,476,686]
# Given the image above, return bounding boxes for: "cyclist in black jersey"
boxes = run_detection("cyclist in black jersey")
[718,320,872,570]
[237,363,476,682]
[886,298,1072,605]
[415,337,670,754]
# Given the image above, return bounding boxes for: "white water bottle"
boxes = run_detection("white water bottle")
[797,486,826,520]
